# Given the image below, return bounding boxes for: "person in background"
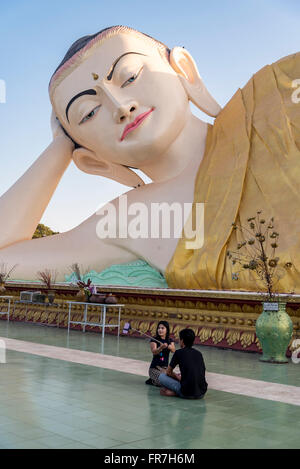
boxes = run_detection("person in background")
[146,320,176,386]
[159,328,207,398]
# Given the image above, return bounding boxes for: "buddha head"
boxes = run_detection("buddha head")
[49,26,220,187]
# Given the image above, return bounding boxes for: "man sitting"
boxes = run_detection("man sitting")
[159,328,207,399]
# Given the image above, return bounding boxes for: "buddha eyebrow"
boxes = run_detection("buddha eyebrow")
[107,52,147,81]
[65,53,146,122]
[66,89,97,122]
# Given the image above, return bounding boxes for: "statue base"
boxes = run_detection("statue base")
[1,283,299,355]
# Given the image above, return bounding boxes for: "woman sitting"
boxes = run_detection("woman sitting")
[146,320,175,386]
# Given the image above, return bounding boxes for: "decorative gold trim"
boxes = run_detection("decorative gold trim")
[1,284,299,354]
[212,328,226,344]
[240,332,255,348]
[199,328,212,342]
[226,330,240,346]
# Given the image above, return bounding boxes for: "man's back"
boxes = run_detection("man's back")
[170,347,207,398]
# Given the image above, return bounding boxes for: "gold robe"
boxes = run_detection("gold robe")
[166,52,300,293]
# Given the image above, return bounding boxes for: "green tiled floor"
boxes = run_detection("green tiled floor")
[0,321,299,449]
[1,321,299,386]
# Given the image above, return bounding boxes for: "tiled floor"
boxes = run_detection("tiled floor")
[0,321,299,449]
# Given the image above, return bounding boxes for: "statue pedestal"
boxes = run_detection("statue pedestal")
[1,282,299,355]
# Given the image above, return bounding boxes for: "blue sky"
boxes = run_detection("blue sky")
[1,0,300,232]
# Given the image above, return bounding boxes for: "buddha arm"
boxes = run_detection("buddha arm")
[0,226,137,282]
[0,136,73,249]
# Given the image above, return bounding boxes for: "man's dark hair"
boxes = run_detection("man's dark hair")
[179,328,195,347]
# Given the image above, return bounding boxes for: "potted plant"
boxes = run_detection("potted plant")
[69,264,112,303]
[37,269,57,304]
[76,279,94,302]
[0,263,17,293]
[228,211,293,363]
[70,264,91,301]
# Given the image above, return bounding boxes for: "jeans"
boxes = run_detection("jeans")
[158,373,184,397]
[158,373,206,399]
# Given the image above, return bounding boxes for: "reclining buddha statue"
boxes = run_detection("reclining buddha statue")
[0,25,300,293]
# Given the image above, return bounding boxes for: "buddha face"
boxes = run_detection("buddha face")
[52,33,190,169]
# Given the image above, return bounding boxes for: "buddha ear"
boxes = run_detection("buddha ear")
[170,47,221,117]
[72,147,145,188]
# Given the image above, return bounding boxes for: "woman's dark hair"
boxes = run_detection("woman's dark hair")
[179,328,195,347]
[155,320,170,342]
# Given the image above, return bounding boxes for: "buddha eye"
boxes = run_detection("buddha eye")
[121,74,137,88]
[79,105,101,125]
[121,67,143,89]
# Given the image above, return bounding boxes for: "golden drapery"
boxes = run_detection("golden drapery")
[166,52,300,293]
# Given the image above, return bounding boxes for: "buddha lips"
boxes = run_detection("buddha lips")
[120,108,154,141]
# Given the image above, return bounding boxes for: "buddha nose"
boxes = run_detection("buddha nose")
[114,101,138,124]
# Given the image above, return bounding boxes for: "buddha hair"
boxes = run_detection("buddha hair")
[49,25,170,97]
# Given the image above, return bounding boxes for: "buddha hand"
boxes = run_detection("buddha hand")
[50,110,74,150]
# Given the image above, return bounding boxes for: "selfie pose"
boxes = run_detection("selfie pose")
[147,320,176,387]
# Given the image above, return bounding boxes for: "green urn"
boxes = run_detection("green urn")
[256,302,293,363]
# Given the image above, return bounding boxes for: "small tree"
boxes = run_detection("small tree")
[37,269,57,290]
[69,263,94,300]
[0,263,17,284]
[32,224,59,239]
[227,211,292,300]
